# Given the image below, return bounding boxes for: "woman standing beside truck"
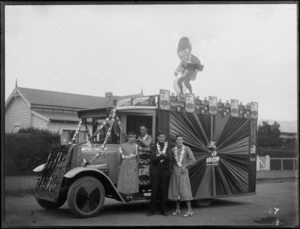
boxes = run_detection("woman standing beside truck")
[168,135,196,217]
[117,131,140,201]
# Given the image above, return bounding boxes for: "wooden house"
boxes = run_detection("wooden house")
[5,86,141,143]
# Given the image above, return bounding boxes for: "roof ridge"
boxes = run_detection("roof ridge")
[18,87,143,99]
[18,87,107,99]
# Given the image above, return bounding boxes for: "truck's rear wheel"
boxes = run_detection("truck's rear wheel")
[35,195,67,210]
[67,176,105,218]
[192,199,212,207]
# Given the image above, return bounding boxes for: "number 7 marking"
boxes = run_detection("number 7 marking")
[274,208,280,214]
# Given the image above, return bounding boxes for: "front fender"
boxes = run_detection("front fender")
[64,166,106,178]
[64,166,126,203]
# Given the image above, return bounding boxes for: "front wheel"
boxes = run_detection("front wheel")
[67,176,105,218]
[192,199,212,207]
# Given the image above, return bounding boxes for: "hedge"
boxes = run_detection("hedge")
[5,127,61,176]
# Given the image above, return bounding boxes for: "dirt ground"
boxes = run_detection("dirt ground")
[3,180,298,227]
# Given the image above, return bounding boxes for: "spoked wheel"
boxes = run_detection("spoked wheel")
[67,176,105,218]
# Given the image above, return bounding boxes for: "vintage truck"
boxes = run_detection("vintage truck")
[33,89,258,218]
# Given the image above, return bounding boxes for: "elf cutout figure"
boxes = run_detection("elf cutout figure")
[174,37,204,95]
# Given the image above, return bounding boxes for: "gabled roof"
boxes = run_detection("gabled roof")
[18,87,110,109]
[6,87,142,110]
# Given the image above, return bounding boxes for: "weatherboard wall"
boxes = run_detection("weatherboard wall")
[5,96,31,133]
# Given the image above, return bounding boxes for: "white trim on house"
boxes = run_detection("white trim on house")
[31,111,50,122]
[32,104,81,112]
[5,88,18,107]
[5,88,31,108]
[17,89,32,107]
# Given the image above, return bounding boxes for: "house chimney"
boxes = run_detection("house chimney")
[105,92,113,98]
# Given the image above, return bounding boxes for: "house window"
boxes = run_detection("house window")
[13,122,22,134]
[62,130,87,143]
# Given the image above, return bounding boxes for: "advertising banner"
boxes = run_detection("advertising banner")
[159,89,170,110]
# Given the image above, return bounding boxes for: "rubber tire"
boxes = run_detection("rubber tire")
[192,199,212,207]
[67,176,105,218]
[35,195,67,210]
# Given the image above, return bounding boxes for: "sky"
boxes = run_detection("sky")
[5,4,298,121]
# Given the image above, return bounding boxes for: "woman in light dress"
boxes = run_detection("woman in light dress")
[117,131,139,201]
[168,135,196,217]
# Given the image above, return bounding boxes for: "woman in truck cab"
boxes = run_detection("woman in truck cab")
[168,134,196,217]
[136,125,153,187]
[136,124,152,153]
[117,131,140,201]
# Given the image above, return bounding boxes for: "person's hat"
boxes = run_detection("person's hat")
[207,141,216,150]
[178,37,191,51]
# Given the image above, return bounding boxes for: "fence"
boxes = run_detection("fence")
[257,155,298,171]
[270,157,298,171]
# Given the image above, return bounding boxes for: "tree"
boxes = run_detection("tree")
[257,121,282,147]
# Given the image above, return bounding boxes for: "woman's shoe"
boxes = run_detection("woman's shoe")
[183,210,193,217]
[172,209,181,215]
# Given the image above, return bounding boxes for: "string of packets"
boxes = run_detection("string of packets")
[36,152,66,192]
[36,108,123,192]
[71,107,123,150]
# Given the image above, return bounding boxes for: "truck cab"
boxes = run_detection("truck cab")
[71,105,158,193]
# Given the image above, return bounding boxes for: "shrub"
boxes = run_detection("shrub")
[5,128,61,176]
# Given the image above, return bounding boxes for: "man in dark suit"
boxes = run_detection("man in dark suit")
[147,132,172,216]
